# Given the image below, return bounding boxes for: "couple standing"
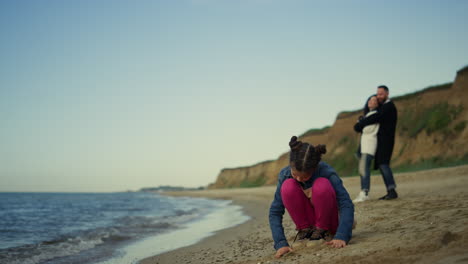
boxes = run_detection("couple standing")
[353,85,398,202]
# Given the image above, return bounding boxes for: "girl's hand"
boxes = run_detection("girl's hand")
[275,246,293,258]
[325,239,347,248]
[303,188,312,198]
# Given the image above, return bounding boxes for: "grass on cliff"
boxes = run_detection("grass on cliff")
[336,154,468,179]
[398,102,464,138]
[454,121,467,133]
[393,83,452,102]
[392,154,468,174]
[238,174,268,188]
[324,135,360,177]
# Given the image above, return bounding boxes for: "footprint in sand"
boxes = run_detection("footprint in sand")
[306,240,324,248]
[292,239,326,249]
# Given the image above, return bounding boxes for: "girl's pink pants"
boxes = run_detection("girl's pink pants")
[281,178,338,233]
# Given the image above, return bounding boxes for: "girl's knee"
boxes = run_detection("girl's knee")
[312,178,334,196]
[281,178,301,195]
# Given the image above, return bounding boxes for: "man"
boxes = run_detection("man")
[354,85,398,200]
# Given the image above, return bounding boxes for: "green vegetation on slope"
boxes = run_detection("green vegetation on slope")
[324,135,360,177]
[393,83,452,102]
[398,103,464,138]
[238,174,268,188]
[393,154,468,174]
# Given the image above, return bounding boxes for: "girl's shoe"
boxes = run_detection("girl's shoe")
[353,190,370,203]
[310,228,332,242]
[292,227,314,243]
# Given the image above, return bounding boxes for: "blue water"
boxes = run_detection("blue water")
[0,192,249,264]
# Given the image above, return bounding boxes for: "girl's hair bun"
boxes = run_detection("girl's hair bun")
[289,136,302,151]
[315,144,327,155]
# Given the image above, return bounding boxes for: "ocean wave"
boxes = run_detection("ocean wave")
[0,234,103,264]
[0,217,180,264]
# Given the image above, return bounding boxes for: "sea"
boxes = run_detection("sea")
[0,192,249,264]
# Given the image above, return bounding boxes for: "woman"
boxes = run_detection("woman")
[269,136,354,259]
[353,95,379,202]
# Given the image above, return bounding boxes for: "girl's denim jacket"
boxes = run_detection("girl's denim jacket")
[269,162,354,250]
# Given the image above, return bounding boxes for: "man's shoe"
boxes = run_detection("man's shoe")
[379,189,398,200]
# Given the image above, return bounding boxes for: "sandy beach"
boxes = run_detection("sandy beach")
[140,165,468,264]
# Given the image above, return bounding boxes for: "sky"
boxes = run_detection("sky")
[1,0,467,192]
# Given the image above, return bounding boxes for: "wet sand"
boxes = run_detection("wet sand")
[140,165,468,264]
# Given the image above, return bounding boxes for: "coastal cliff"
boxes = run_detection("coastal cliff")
[209,66,468,189]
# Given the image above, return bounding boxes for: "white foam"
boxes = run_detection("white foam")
[3,236,105,264]
[96,200,250,264]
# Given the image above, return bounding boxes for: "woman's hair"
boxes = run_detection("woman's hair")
[363,94,377,115]
[289,136,326,172]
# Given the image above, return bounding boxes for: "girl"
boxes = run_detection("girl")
[269,136,354,258]
[354,95,379,202]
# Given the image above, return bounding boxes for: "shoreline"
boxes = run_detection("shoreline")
[139,187,280,264]
[96,198,249,264]
[140,165,468,264]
